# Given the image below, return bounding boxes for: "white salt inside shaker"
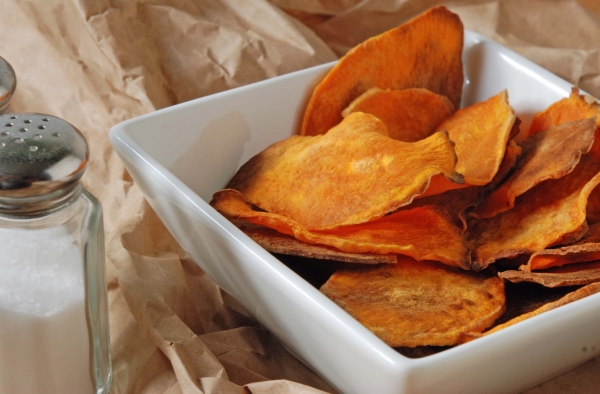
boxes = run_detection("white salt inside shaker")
[0,227,93,393]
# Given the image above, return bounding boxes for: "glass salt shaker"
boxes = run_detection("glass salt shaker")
[0,113,111,394]
[0,56,16,115]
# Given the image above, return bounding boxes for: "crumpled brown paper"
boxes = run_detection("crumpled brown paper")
[1,0,599,393]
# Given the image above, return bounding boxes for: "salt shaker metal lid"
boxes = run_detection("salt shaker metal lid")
[0,56,16,115]
[0,113,88,216]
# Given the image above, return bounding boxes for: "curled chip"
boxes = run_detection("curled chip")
[484,138,522,192]
[320,258,505,347]
[211,189,470,269]
[473,117,596,219]
[228,112,462,230]
[460,282,600,343]
[341,87,455,142]
[409,186,481,231]
[468,140,600,270]
[231,220,397,265]
[499,261,600,288]
[434,90,516,186]
[521,222,600,271]
[527,87,600,137]
[587,186,600,224]
[300,6,463,136]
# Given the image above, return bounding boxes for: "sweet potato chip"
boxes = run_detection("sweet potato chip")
[211,189,470,269]
[232,220,397,265]
[473,117,596,219]
[341,87,455,142]
[319,258,505,347]
[527,87,600,137]
[300,6,463,136]
[228,112,462,230]
[434,90,516,186]
[468,141,600,270]
[499,261,600,287]
[551,222,589,247]
[586,186,600,224]
[460,282,600,343]
[315,205,470,269]
[521,222,600,271]
[409,186,481,231]
[483,138,522,192]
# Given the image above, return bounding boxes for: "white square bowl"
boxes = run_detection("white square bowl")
[109,31,600,394]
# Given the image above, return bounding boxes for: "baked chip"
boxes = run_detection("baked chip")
[527,87,600,137]
[460,282,600,343]
[341,87,455,142]
[211,189,470,268]
[499,261,600,288]
[228,112,462,230]
[587,187,600,224]
[232,220,397,265]
[473,117,596,219]
[483,138,522,192]
[434,90,517,186]
[521,222,600,271]
[410,186,481,231]
[468,140,600,270]
[320,258,505,347]
[300,6,463,136]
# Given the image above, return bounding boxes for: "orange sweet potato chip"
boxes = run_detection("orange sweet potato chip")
[521,222,600,271]
[551,222,589,247]
[408,186,481,231]
[300,6,463,136]
[468,140,600,270]
[527,87,600,137]
[473,117,596,219]
[499,261,600,288]
[586,185,600,224]
[228,112,462,230]
[341,87,455,142]
[237,223,397,265]
[211,189,471,269]
[320,258,505,347]
[434,90,517,186]
[460,282,600,343]
[483,138,522,192]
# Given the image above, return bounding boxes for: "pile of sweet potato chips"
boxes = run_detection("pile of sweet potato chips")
[211,6,600,350]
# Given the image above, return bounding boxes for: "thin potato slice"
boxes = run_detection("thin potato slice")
[434,90,516,186]
[460,282,600,343]
[409,186,481,231]
[320,258,505,347]
[211,189,470,269]
[473,118,596,219]
[300,6,463,136]
[418,93,518,197]
[468,140,600,270]
[228,112,462,230]
[499,261,600,287]
[484,138,522,192]
[551,222,589,247]
[233,221,397,265]
[587,186,600,224]
[527,87,600,137]
[341,87,455,142]
[521,222,600,271]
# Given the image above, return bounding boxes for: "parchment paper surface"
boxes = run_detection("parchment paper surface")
[0,0,599,393]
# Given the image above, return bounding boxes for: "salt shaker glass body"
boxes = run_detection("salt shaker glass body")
[0,113,111,394]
